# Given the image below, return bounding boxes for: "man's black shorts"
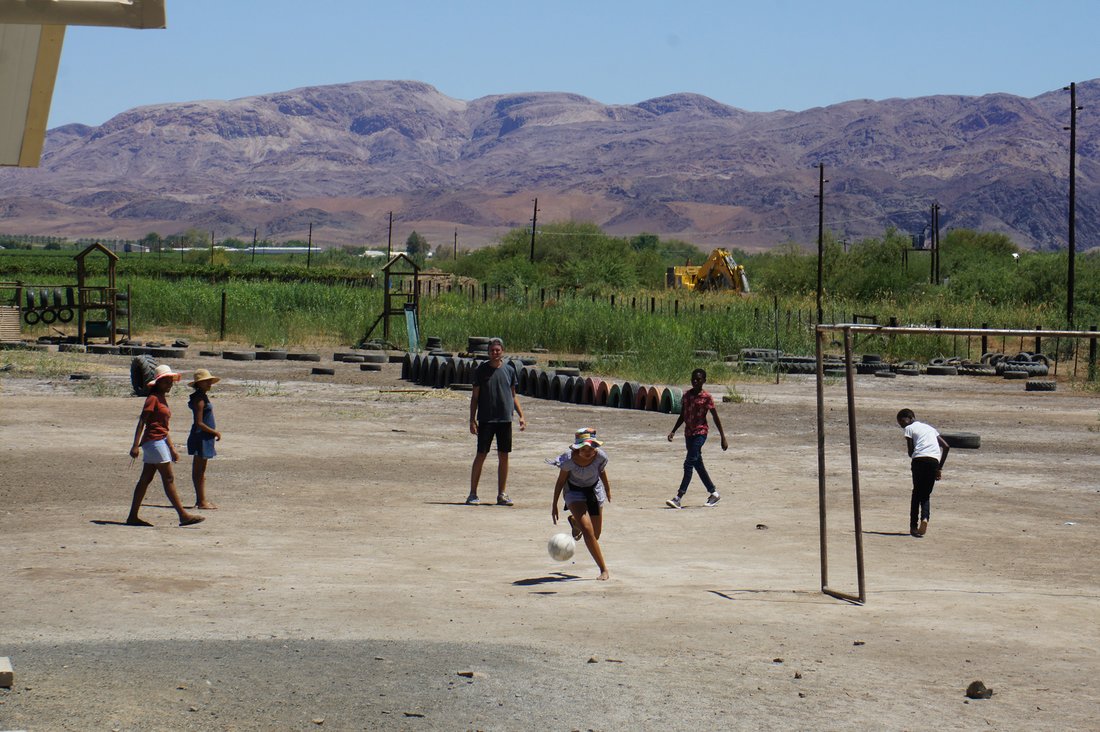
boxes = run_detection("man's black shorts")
[476,421,513,454]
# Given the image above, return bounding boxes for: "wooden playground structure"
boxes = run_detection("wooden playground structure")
[0,242,130,344]
[361,253,420,349]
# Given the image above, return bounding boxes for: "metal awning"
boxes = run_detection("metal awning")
[0,0,166,168]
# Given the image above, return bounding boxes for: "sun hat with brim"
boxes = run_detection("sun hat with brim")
[570,427,603,449]
[147,363,182,387]
[188,368,221,387]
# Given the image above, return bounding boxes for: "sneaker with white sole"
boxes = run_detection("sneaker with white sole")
[706,492,721,506]
[465,494,480,505]
[496,493,514,506]
[665,495,683,509]
[917,519,928,535]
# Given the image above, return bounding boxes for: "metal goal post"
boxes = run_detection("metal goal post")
[815,324,1098,605]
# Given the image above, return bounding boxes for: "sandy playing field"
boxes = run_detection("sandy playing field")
[1,343,1098,730]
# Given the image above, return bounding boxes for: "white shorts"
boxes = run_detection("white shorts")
[141,439,172,464]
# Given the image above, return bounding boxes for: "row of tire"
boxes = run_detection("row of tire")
[401,352,685,413]
[734,351,1050,378]
[127,349,398,393]
[20,288,128,325]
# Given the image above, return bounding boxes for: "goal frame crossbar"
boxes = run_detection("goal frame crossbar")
[815,324,1098,605]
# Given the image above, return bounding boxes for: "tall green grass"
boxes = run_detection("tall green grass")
[130,279,383,345]
[9,274,1090,383]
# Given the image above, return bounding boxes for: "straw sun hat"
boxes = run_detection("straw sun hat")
[188,368,221,387]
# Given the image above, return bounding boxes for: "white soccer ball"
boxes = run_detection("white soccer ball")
[547,532,576,562]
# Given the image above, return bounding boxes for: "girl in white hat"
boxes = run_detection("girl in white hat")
[126,364,205,527]
[187,368,223,509]
[550,428,611,580]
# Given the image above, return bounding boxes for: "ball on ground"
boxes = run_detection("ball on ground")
[547,532,576,561]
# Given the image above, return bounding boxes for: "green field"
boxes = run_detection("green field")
[3,227,1098,384]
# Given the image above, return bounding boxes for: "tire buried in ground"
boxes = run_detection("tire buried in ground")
[660,386,683,414]
[941,431,981,449]
[1025,380,1057,392]
[619,381,640,409]
[553,375,574,402]
[148,347,187,359]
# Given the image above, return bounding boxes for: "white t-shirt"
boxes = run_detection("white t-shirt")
[904,421,941,461]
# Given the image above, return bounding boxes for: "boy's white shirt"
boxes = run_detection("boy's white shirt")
[904,421,942,461]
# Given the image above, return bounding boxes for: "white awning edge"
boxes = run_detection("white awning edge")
[0,23,64,167]
[0,1,165,30]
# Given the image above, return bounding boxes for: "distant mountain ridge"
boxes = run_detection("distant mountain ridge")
[1,79,1097,251]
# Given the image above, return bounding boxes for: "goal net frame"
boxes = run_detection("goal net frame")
[815,323,1097,605]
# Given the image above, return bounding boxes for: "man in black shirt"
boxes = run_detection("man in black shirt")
[467,338,526,506]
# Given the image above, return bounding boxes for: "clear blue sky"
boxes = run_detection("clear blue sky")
[48,0,1100,128]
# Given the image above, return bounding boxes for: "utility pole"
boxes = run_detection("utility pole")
[251,228,257,264]
[928,204,936,285]
[815,164,827,324]
[307,222,313,269]
[1064,81,1082,328]
[529,197,539,263]
[933,202,941,285]
[453,228,458,260]
[209,230,215,266]
[387,211,394,259]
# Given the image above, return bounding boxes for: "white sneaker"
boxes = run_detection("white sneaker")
[706,492,721,506]
[665,495,682,509]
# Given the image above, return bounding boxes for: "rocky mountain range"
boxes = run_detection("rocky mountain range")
[1,79,1098,252]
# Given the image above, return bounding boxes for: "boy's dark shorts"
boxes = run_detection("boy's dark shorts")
[476,421,513,454]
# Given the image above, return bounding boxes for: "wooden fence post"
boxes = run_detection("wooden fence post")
[1089,326,1097,382]
[219,290,227,341]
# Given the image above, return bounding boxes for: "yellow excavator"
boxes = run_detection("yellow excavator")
[666,249,750,294]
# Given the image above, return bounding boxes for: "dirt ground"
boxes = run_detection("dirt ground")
[1,342,1098,731]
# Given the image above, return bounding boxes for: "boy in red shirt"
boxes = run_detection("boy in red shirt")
[666,368,728,508]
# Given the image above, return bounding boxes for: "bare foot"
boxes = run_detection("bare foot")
[597,570,610,581]
[125,517,153,527]
[195,502,218,510]
[179,515,205,526]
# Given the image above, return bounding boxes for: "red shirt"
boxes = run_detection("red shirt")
[140,394,172,443]
[681,389,715,436]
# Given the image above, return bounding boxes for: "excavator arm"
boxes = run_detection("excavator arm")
[668,248,750,294]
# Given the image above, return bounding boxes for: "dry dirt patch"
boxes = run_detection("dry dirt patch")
[1,345,1098,730]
